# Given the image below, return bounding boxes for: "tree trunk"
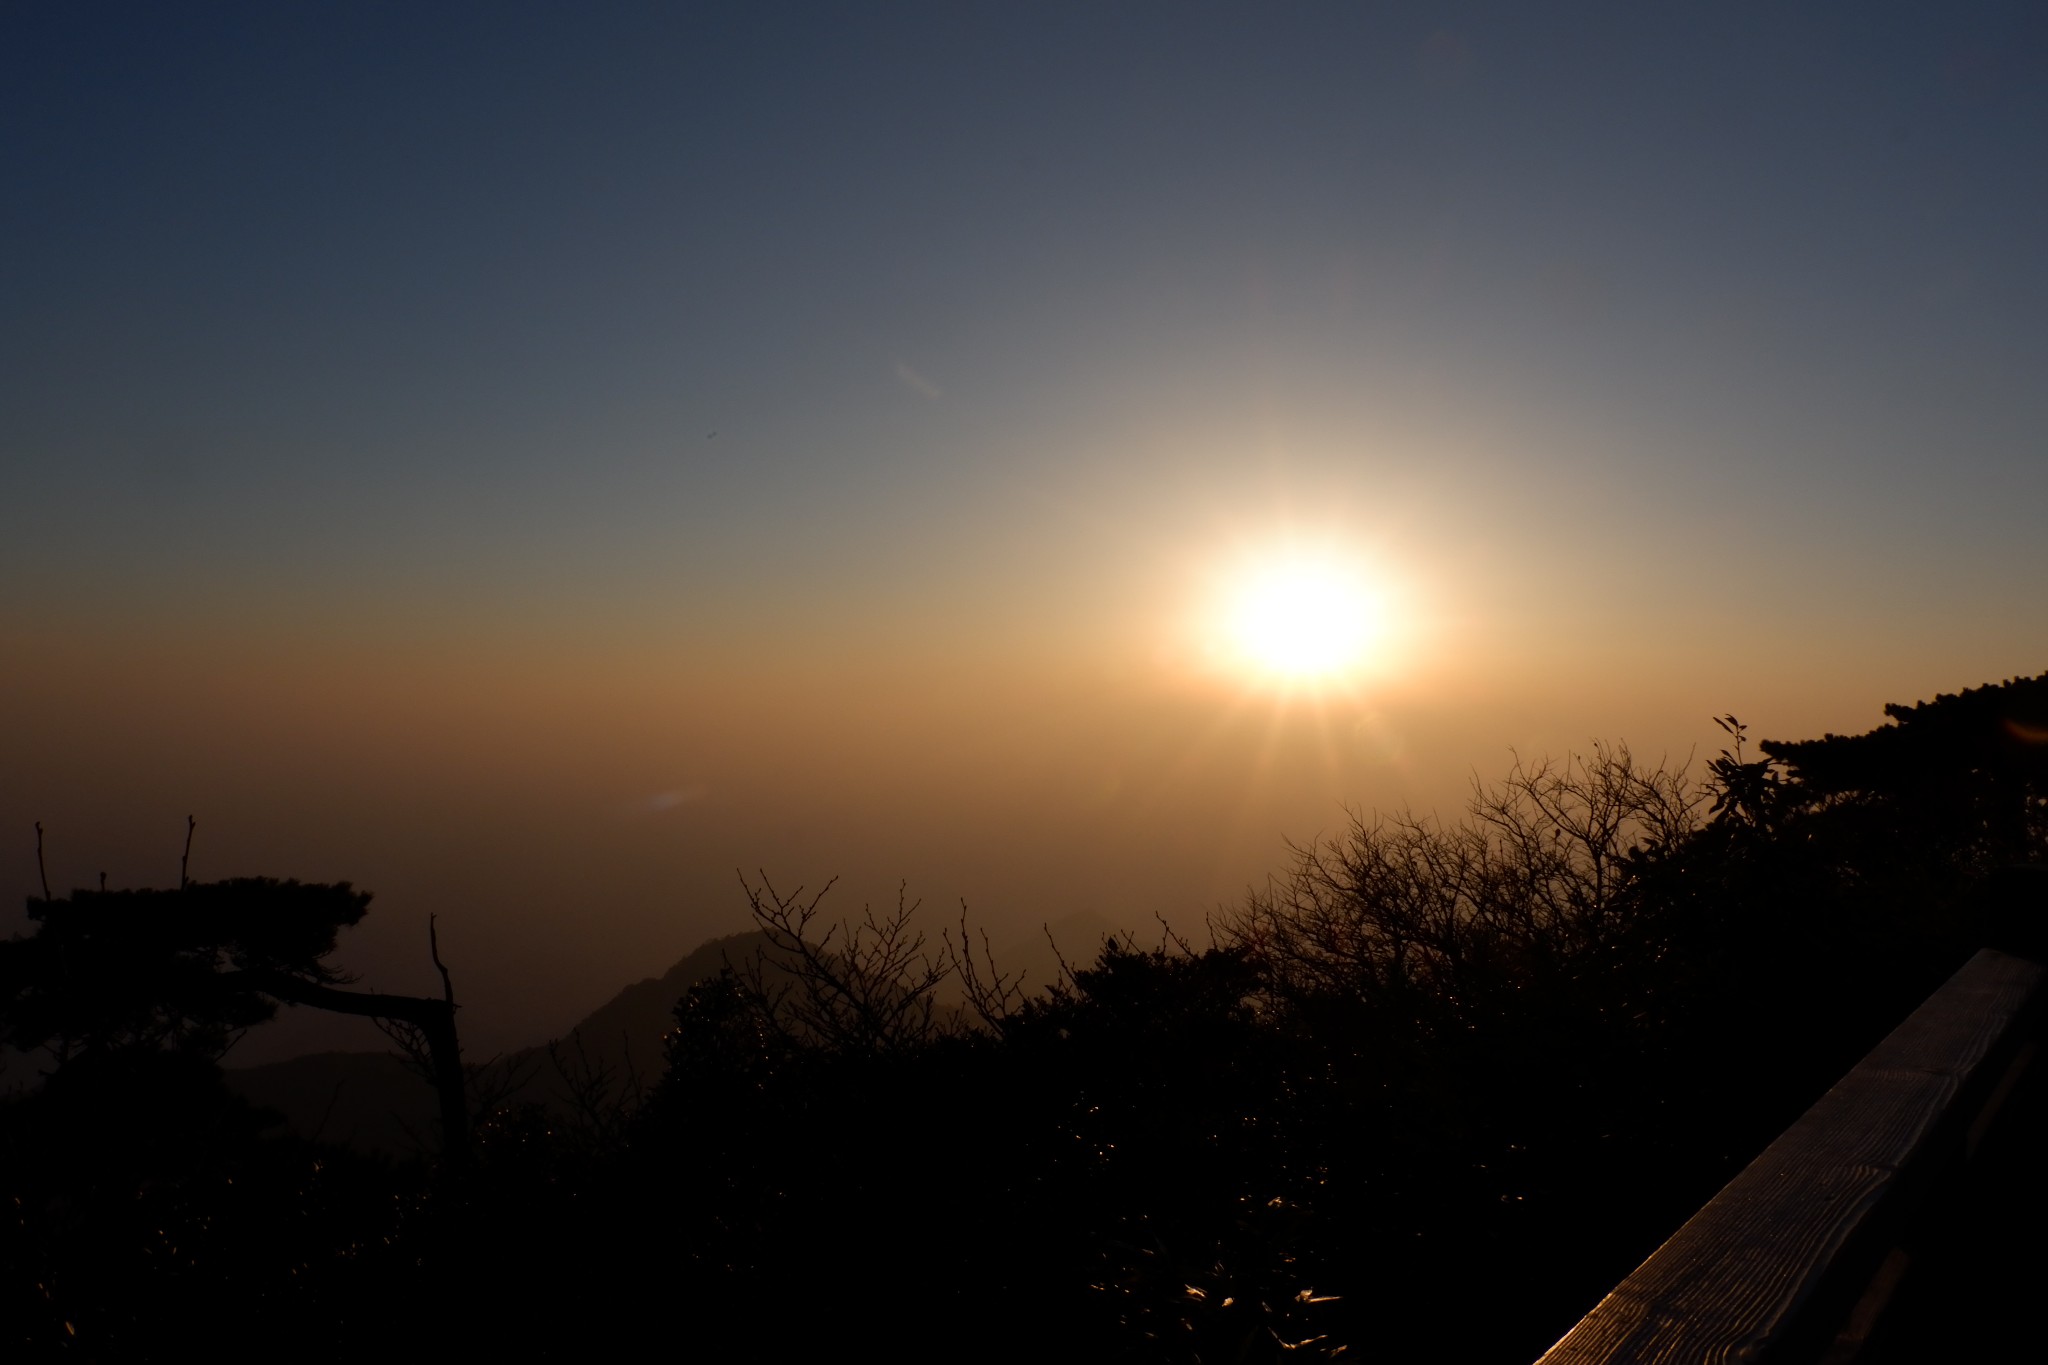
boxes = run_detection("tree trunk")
[226,970,469,1162]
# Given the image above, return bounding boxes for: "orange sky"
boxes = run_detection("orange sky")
[7,6,2045,1061]
[7,576,2036,1062]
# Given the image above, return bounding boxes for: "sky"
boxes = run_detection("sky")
[5,3,2046,1061]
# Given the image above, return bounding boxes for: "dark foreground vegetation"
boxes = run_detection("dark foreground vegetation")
[5,675,2045,1362]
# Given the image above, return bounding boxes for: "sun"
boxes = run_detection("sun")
[1222,549,1386,683]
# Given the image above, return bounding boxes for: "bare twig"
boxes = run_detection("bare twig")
[34,822,50,900]
[950,900,1026,1028]
[180,815,196,889]
[391,1109,433,1162]
[312,1078,346,1145]
[1042,922,1077,989]
[735,870,956,1054]
[1217,745,1705,1027]
[375,1015,437,1085]
[429,913,455,1006]
[465,1049,535,1124]
[545,1030,641,1150]
[1154,911,1197,957]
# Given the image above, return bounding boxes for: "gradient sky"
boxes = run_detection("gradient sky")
[6,3,2045,1060]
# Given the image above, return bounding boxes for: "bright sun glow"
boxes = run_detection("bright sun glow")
[1222,549,1386,683]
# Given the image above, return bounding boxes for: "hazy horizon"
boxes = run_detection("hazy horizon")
[7,4,2044,1062]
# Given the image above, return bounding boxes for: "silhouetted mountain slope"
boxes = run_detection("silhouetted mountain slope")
[546,931,779,1086]
[222,917,1126,1153]
[221,931,784,1152]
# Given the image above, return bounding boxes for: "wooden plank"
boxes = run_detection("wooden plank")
[1536,949,2045,1365]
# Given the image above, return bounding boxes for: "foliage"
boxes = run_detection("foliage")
[0,879,370,1063]
[5,674,2044,1361]
[1762,672,2048,865]
[1705,714,1783,831]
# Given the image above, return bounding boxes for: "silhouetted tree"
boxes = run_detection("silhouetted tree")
[2,877,470,1160]
[1,877,436,1360]
[9,674,2039,1363]
[1763,671,2048,867]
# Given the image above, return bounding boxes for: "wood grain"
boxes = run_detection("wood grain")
[1534,949,2045,1365]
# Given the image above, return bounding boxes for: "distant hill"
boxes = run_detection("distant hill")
[544,930,782,1089]
[224,913,1127,1155]
[225,931,781,1155]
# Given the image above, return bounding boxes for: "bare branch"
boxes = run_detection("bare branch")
[466,1049,537,1125]
[1153,912,1197,957]
[429,913,455,1006]
[950,900,1026,1029]
[735,870,959,1054]
[1219,745,1705,1030]
[543,1029,641,1152]
[1042,922,1078,990]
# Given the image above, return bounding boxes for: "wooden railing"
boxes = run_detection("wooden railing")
[1533,944,2044,1364]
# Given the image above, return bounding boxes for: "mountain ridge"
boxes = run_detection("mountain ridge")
[224,913,1120,1153]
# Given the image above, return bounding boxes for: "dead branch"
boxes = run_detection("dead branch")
[545,1029,642,1151]
[949,900,1026,1029]
[429,913,455,1006]
[736,870,956,1054]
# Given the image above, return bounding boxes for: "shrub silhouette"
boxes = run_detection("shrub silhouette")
[5,673,2042,1362]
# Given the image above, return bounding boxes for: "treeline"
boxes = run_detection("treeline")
[4,676,2044,1361]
